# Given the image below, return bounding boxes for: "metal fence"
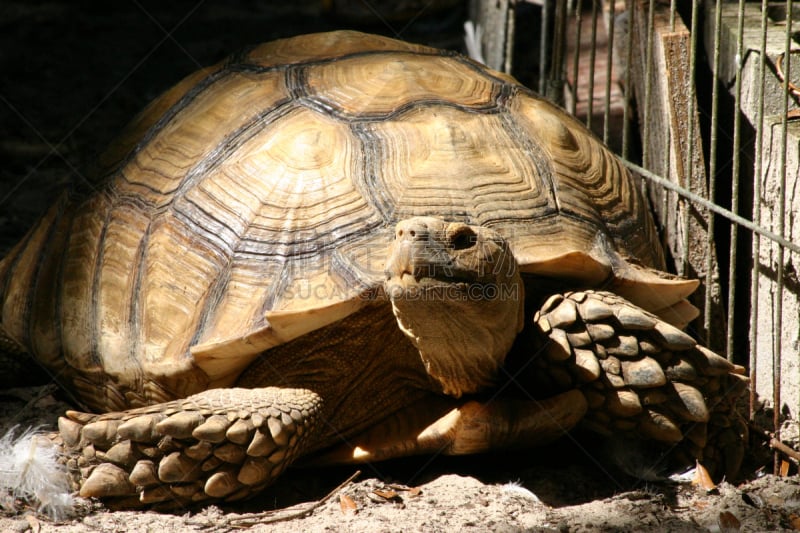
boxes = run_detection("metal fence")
[474,0,799,470]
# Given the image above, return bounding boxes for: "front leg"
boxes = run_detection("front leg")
[527,290,748,480]
[59,387,322,509]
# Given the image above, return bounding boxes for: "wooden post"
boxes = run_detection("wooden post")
[468,0,514,73]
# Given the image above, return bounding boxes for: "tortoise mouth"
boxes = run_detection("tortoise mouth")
[385,269,494,302]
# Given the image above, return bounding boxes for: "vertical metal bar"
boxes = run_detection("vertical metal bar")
[638,1,653,201]
[540,0,551,95]
[727,0,746,361]
[661,1,677,241]
[503,0,515,75]
[570,0,583,116]
[641,0,657,169]
[750,0,769,425]
[773,0,793,475]
[682,0,701,278]
[622,0,635,161]
[549,0,568,102]
[661,128,672,242]
[585,0,599,130]
[705,0,724,347]
[603,0,616,144]
[669,0,676,31]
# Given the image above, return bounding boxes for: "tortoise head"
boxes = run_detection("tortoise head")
[384,216,524,397]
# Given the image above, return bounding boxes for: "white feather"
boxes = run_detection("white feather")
[0,426,73,520]
[501,479,540,502]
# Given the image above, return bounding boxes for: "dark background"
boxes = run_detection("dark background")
[0,0,469,255]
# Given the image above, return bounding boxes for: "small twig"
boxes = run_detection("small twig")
[769,438,800,466]
[189,470,362,530]
[751,423,800,465]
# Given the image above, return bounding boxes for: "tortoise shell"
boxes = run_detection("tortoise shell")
[0,31,668,410]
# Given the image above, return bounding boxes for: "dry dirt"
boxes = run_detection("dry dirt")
[1,386,800,532]
[2,2,800,532]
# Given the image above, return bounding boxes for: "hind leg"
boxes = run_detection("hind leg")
[312,389,587,465]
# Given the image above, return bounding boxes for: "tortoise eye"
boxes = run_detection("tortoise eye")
[450,228,476,250]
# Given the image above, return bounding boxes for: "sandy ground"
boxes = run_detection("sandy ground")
[2,2,799,532]
[6,474,800,533]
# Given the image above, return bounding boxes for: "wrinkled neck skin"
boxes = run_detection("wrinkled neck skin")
[384,217,525,398]
[389,287,524,397]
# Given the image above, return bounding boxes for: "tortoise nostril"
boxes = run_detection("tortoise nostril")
[395,219,431,242]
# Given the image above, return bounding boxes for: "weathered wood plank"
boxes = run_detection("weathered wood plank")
[467,0,513,73]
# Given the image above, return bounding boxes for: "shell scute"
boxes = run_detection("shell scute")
[304,53,502,118]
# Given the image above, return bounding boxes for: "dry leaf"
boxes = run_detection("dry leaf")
[788,513,800,530]
[339,493,357,515]
[25,515,41,533]
[386,483,422,497]
[718,510,741,532]
[781,460,791,477]
[373,489,400,500]
[691,461,716,492]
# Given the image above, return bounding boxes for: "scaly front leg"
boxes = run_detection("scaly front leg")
[528,290,748,480]
[59,387,322,509]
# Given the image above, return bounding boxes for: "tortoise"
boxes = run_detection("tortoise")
[0,30,747,509]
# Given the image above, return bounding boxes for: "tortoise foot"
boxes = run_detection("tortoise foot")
[531,290,748,480]
[60,387,322,509]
